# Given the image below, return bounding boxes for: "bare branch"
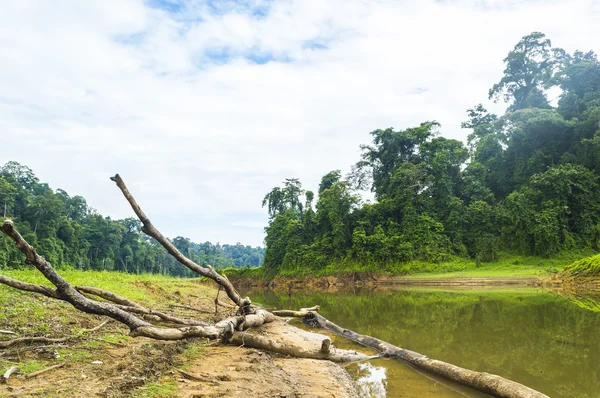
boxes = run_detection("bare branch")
[0,274,57,298]
[110,174,251,312]
[0,220,272,341]
[25,363,66,379]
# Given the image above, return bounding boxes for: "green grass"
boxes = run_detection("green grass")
[0,269,213,307]
[131,381,179,398]
[562,253,600,277]
[224,250,597,280]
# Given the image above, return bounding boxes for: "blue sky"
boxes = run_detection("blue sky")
[1,0,599,246]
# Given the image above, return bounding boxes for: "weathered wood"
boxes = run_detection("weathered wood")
[0,220,274,341]
[25,363,66,379]
[272,305,320,317]
[76,286,144,309]
[304,311,549,398]
[76,287,208,326]
[0,274,57,298]
[0,330,17,336]
[169,304,213,314]
[229,332,373,363]
[0,366,19,384]
[110,174,252,313]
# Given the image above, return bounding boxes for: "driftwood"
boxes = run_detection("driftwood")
[303,311,549,398]
[0,366,19,384]
[228,321,373,363]
[25,363,66,379]
[110,174,252,313]
[0,174,551,397]
[271,305,320,317]
[0,220,272,342]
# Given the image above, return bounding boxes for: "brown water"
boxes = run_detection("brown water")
[249,287,600,397]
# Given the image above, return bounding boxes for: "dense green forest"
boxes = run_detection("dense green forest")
[0,163,264,276]
[262,32,600,276]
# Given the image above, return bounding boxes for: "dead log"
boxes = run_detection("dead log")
[0,220,274,341]
[303,311,549,398]
[229,332,373,363]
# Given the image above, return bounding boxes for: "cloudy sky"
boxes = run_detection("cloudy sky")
[1,0,599,246]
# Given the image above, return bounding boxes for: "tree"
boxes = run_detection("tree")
[0,173,549,398]
[489,32,565,111]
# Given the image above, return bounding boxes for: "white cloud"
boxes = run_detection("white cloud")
[1,0,599,246]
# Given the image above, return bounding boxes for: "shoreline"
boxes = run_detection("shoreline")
[229,272,600,292]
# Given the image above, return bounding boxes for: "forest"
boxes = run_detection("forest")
[262,32,600,276]
[0,162,264,275]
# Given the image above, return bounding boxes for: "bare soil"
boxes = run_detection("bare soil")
[0,283,359,398]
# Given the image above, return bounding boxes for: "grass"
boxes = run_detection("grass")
[562,253,600,277]
[0,269,214,307]
[179,339,206,367]
[223,250,597,280]
[130,381,179,398]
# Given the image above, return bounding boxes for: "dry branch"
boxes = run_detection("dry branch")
[169,304,213,314]
[303,311,549,398]
[0,220,273,341]
[175,368,220,385]
[110,174,251,313]
[76,287,208,326]
[25,363,66,379]
[271,305,320,318]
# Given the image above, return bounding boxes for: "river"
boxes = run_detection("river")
[249,286,600,398]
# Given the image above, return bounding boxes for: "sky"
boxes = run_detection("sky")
[1,0,599,247]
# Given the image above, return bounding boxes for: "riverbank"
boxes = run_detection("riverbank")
[225,251,598,290]
[0,270,359,397]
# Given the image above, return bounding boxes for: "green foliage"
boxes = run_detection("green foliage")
[261,32,600,277]
[564,253,600,277]
[0,162,264,275]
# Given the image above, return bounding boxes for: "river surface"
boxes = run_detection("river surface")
[249,286,600,398]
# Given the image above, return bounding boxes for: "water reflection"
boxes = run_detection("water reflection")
[250,286,600,398]
[352,362,387,397]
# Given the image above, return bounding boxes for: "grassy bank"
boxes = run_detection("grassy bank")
[562,253,600,278]
[0,269,213,397]
[224,250,596,280]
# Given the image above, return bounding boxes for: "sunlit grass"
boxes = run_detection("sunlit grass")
[224,250,596,279]
[130,380,179,398]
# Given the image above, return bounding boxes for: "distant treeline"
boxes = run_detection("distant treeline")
[0,164,264,276]
[262,32,600,275]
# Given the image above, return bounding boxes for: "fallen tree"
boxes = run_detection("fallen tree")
[0,174,550,398]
